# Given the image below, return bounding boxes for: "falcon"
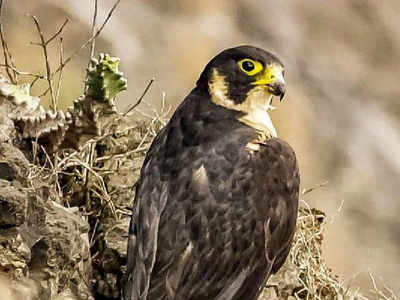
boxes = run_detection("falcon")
[123,45,300,300]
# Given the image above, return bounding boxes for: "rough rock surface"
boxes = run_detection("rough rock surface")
[0,137,92,299]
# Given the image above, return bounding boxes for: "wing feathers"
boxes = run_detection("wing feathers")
[165,241,194,300]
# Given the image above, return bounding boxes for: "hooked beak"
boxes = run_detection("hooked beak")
[269,81,286,101]
[251,64,286,101]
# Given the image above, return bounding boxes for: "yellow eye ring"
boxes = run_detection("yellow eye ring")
[237,59,263,76]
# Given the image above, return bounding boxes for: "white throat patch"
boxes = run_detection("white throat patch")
[208,69,277,137]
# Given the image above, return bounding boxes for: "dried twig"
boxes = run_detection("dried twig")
[83,143,96,210]
[55,37,64,101]
[85,0,99,93]
[0,0,17,83]
[38,0,121,98]
[95,146,148,163]
[0,63,43,78]
[123,77,155,116]
[368,272,398,300]
[302,180,329,196]
[90,0,98,60]
[47,19,69,46]
[136,92,170,128]
[52,0,121,77]
[30,16,69,111]
[30,15,55,109]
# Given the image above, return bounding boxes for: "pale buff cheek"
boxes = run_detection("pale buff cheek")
[208,69,233,107]
[208,68,278,138]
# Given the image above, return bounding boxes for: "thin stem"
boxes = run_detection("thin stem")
[123,77,155,116]
[30,15,56,110]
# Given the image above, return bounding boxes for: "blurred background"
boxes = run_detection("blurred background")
[1,0,400,296]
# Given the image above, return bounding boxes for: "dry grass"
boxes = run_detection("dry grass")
[289,201,359,300]
[267,193,399,300]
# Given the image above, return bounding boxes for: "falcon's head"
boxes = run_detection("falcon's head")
[197,45,286,137]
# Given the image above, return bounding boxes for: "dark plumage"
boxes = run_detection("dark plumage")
[123,46,300,300]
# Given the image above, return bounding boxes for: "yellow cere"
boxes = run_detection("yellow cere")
[251,63,284,86]
[237,58,263,76]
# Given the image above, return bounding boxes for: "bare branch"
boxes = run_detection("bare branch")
[90,0,98,60]
[4,40,17,81]
[46,18,69,46]
[301,180,329,196]
[123,77,155,116]
[30,76,40,88]
[85,0,99,92]
[0,0,16,83]
[30,15,56,110]
[38,86,51,98]
[55,37,64,101]
[52,0,121,78]
[29,16,69,109]
[0,63,43,78]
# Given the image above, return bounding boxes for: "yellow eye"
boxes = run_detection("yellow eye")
[237,59,263,76]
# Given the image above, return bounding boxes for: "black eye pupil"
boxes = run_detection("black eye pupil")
[242,60,254,72]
